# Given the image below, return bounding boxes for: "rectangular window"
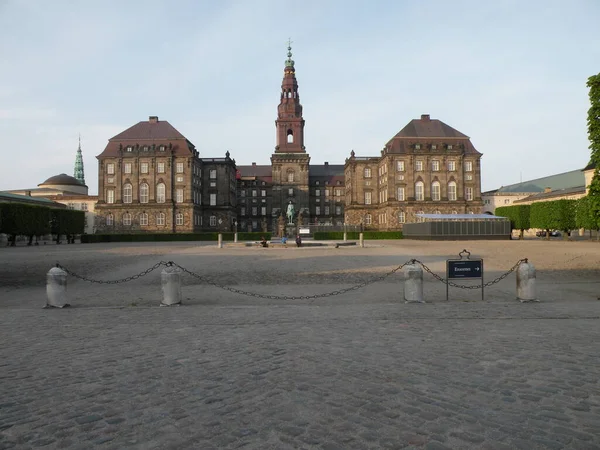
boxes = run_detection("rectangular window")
[415,144,421,150]
[334,188,342,196]
[157,162,165,173]
[176,162,184,173]
[365,214,372,225]
[448,161,456,171]
[315,206,321,215]
[465,161,473,172]
[325,189,330,197]
[398,211,406,223]
[415,184,424,201]
[466,174,473,181]
[261,206,266,216]
[364,168,371,178]
[210,216,216,226]
[431,144,437,150]
[315,189,320,196]
[176,189,183,203]
[106,189,114,204]
[415,161,423,171]
[261,189,266,197]
[397,187,405,201]
[210,193,216,206]
[252,207,257,216]
[176,213,184,225]
[141,162,149,174]
[335,206,341,215]
[324,206,330,215]
[448,184,457,201]
[252,190,257,197]
[176,175,184,182]
[466,187,474,201]
[107,163,115,175]
[447,144,453,150]
[364,192,372,205]
[432,183,441,201]
[140,214,148,226]
[396,161,405,172]
[209,169,217,179]
[240,190,246,197]
[124,163,132,174]
[241,207,246,216]
[288,188,294,196]
[431,160,440,171]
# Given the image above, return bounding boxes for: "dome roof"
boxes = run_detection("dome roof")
[40,173,86,187]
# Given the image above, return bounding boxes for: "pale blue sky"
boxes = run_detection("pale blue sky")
[1,0,599,195]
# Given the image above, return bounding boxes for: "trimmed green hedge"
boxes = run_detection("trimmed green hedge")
[81,232,272,243]
[313,231,403,240]
[495,205,531,238]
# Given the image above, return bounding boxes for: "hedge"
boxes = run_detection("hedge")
[313,231,403,240]
[81,232,272,243]
[495,205,531,238]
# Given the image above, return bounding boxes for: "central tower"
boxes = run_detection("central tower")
[271,41,311,225]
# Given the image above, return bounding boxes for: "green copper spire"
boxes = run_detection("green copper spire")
[285,38,294,68]
[74,135,85,185]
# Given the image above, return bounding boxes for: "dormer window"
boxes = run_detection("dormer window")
[415,144,421,150]
[447,144,453,150]
[431,144,437,150]
[126,146,133,152]
[159,145,166,151]
[316,181,320,185]
[143,146,148,151]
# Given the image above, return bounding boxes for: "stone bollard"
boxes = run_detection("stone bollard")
[161,266,182,306]
[359,233,364,248]
[516,260,537,302]
[234,232,238,243]
[218,233,223,248]
[46,266,69,308]
[343,232,347,242]
[403,263,424,303]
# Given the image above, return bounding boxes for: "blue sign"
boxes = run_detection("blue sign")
[447,259,483,279]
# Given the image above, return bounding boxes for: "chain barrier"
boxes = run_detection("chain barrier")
[55,257,528,297]
[413,258,528,290]
[171,261,410,300]
[56,261,170,284]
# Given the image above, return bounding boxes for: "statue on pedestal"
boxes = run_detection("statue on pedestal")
[286,201,295,225]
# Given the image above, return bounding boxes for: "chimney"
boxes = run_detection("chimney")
[252,162,256,167]
[149,116,159,123]
[544,187,552,193]
[421,114,430,121]
[324,161,329,166]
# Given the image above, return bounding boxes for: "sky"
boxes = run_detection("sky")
[1,0,599,195]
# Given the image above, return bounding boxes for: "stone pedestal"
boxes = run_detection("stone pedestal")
[161,267,182,306]
[404,264,424,303]
[517,261,537,302]
[359,233,364,248]
[218,233,223,248]
[46,267,69,308]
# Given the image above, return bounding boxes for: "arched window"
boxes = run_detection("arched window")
[176,213,184,226]
[157,212,166,226]
[123,213,131,225]
[140,213,148,226]
[157,183,166,203]
[434,210,441,215]
[415,181,424,201]
[123,183,132,203]
[140,183,149,204]
[287,129,294,144]
[106,213,113,226]
[431,181,440,201]
[287,171,294,183]
[417,210,425,223]
[448,181,457,201]
[398,211,406,224]
[452,210,458,215]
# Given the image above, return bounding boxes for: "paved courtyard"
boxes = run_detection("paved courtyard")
[1,239,600,450]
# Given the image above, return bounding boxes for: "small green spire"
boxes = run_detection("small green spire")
[285,38,294,68]
[74,134,85,185]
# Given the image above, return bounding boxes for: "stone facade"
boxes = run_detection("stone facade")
[344,115,483,230]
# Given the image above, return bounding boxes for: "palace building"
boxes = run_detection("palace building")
[94,44,483,234]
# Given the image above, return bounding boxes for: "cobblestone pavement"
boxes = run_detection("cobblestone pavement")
[1,241,600,449]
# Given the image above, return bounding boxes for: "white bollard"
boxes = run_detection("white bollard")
[343,232,347,242]
[46,267,69,308]
[218,233,223,248]
[161,266,182,306]
[359,233,364,248]
[517,260,537,302]
[234,232,238,243]
[404,263,424,303]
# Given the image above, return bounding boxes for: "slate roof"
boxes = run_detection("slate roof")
[39,173,85,187]
[97,117,195,158]
[391,116,469,139]
[513,186,586,203]
[237,165,272,178]
[0,192,67,207]
[494,169,585,193]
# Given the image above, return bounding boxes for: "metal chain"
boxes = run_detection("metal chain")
[171,261,409,300]
[56,261,169,284]
[413,258,528,289]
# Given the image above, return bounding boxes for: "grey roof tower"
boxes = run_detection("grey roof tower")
[74,135,85,185]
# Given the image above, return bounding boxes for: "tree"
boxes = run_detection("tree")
[587,73,600,238]
[495,205,530,239]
